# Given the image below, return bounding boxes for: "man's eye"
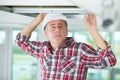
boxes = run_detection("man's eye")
[58,25,63,27]
[51,26,55,28]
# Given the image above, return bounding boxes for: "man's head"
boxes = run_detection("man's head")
[42,13,68,45]
[42,13,68,31]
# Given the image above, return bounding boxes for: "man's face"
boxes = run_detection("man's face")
[44,20,68,44]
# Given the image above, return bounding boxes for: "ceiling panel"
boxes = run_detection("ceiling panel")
[0,0,120,31]
[0,0,74,6]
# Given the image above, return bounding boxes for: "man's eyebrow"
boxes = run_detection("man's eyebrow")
[50,24,55,26]
[58,23,63,25]
[50,23,63,25]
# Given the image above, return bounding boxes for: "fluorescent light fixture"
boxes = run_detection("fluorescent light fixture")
[12,7,89,14]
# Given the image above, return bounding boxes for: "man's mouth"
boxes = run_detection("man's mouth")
[54,35,61,38]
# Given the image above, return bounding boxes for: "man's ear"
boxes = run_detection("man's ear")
[44,30,48,38]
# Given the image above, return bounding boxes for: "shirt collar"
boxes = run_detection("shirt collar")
[63,37,74,48]
[44,37,74,49]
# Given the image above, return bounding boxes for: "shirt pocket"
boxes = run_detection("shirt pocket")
[60,56,77,73]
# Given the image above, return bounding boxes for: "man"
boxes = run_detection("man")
[15,13,116,80]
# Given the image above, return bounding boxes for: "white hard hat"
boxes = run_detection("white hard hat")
[42,13,68,31]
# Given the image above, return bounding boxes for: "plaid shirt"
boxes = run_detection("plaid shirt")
[15,33,116,80]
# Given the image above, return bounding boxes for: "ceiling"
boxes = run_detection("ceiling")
[0,0,120,31]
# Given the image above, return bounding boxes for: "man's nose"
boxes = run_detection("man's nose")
[55,26,61,31]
